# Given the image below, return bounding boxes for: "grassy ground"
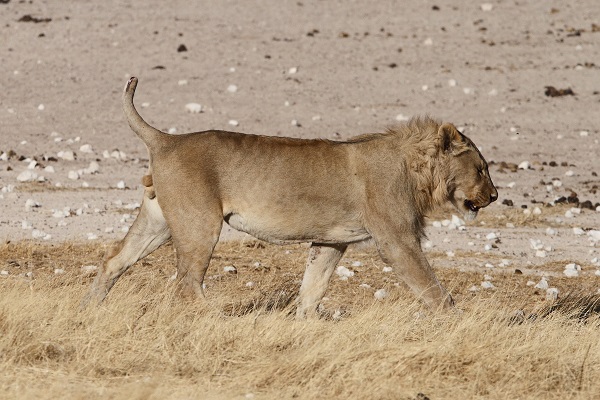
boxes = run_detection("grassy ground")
[1,240,599,399]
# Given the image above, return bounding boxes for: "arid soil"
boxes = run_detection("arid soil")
[0,1,600,397]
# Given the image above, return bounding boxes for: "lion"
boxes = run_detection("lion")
[82,77,498,317]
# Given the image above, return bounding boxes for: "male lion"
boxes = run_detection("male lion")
[83,77,498,316]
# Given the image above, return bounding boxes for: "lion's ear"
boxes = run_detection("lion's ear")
[438,123,463,153]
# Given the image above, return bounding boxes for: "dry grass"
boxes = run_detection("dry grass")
[1,241,599,399]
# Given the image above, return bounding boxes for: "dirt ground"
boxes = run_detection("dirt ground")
[1,1,600,398]
[1,0,599,275]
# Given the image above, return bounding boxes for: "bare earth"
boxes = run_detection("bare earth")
[0,0,600,398]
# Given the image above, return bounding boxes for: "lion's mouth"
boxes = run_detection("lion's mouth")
[464,200,480,213]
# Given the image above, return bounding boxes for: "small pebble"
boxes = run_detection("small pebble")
[227,84,238,93]
[185,103,202,113]
[374,288,388,300]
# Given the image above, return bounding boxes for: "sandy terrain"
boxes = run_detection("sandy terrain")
[1,2,600,281]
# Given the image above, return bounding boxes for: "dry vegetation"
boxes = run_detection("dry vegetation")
[1,240,599,399]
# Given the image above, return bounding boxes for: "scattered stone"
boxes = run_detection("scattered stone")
[25,199,41,211]
[546,288,559,301]
[57,150,75,161]
[336,266,354,280]
[223,265,237,274]
[227,84,238,93]
[544,86,575,97]
[382,266,393,273]
[481,281,495,289]
[185,103,202,113]
[79,144,93,153]
[563,263,581,277]
[374,288,388,300]
[518,161,530,170]
[228,120,239,127]
[54,268,65,275]
[81,265,97,275]
[116,180,126,189]
[534,277,549,289]
[68,170,80,180]
[17,170,38,182]
[480,3,493,11]
[351,261,363,267]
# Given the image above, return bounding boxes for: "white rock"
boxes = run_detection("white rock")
[485,263,494,268]
[506,181,516,188]
[44,165,55,173]
[38,104,45,111]
[573,227,585,236]
[68,170,80,180]
[382,266,393,273]
[79,144,93,153]
[83,161,100,174]
[17,170,38,182]
[395,114,410,122]
[245,281,254,287]
[533,207,542,215]
[526,280,536,286]
[374,289,388,300]
[534,277,549,290]
[563,263,581,277]
[546,288,559,301]
[336,266,354,279]
[552,179,562,187]
[486,232,498,240]
[448,79,457,87]
[227,84,238,93]
[32,229,51,240]
[185,103,202,113]
[288,67,298,74]
[25,199,41,211]
[27,160,37,170]
[223,265,237,273]
[423,38,433,46]
[545,227,556,236]
[596,270,600,277]
[535,250,546,258]
[529,239,543,250]
[87,233,98,240]
[168,127,177,134]
[432,221,442,228]
[484,244,492,251]
[291,119,300,127]
[565,170,574,177]
[54,268,65,275]
[481,281,495,289]
[463,88,473,95]
[0,270,8,276]
[21,220,32,229]
[488,88,498,96]
[116,180,126,189]
[451,215,465,227]
[468,285,479,292]
[141,102,150,108]
[228,120,239,127]
[481,3,493,11]
[587,230,600,242]
[518,161,530,170]
[580,130,589,137]
[57,150,75,161]
[351,261,363,267]
[565,210,574,218]
[446,251,455,258]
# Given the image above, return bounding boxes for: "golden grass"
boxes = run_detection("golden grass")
[1,241,599,399]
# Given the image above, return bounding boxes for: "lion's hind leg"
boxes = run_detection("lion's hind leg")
[81,193,171,308]
[296,243,348,319]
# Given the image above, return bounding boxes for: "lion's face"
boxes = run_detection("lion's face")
[439,124,498,221]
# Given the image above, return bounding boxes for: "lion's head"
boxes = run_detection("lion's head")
[438,123,498,220]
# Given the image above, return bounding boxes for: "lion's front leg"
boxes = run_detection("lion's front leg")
[372,231,454,311]
[296,243,348,319]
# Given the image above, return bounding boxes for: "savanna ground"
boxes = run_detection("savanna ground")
[1,215,600,400]
[2,0,600,398]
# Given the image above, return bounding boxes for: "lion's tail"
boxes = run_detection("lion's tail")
[123,77,164,149]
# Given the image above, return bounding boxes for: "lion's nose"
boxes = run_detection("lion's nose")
[490,191,498,203]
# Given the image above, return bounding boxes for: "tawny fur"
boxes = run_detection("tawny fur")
[82,77,498,317]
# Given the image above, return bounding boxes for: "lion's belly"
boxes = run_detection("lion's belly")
[224,212,370,244]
